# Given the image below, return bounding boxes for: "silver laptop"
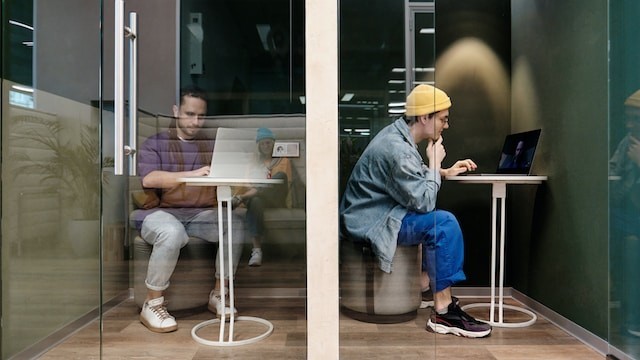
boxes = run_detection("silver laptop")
[465,129,541,176]
[209,127,265,180]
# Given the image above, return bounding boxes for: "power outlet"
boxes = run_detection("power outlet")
[272,141,300,157]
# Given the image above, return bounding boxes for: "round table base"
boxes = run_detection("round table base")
[461,303,537,328]
[191,316,274,346]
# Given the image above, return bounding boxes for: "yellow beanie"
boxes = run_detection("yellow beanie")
[405,84,452,116]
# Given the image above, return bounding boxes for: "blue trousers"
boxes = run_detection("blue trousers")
[397,210,466,292]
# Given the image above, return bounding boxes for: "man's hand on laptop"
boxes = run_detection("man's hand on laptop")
[440,159,477,177]
[191,166,211,177]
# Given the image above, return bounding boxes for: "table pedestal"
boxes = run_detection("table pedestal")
[447,175,545,328]
[191,185,274,346]
[460,181,537,328]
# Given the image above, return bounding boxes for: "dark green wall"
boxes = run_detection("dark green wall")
[510,0,608,337]
[436,0,609,338]
[434,0,513,288]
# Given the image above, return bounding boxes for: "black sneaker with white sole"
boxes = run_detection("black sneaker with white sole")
[426,300,492,338]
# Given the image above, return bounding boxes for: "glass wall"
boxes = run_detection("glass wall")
[1,1,109,358]
[609,1,640,358]
[7,0,636,358]
[180,0,305,116]
[338,1,438,357]
[2,0,311,357]
[179,0,308,315]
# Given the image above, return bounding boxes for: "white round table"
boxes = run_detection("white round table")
[178,177,282,345]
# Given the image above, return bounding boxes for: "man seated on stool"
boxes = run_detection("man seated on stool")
[340,84,491,338]
[135,85,244,333]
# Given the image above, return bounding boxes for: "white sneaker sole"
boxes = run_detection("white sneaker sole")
[426,319,491,338]
[139,315,177,333]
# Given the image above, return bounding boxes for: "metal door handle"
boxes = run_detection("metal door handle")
[128,12,138,176]
[114,0,137,176]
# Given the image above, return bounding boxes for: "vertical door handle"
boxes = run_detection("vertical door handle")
[114,1,137,176]
[127,12,138,176]
[114,0,125,175]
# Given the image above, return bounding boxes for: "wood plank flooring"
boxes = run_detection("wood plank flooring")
[39,296,604,360]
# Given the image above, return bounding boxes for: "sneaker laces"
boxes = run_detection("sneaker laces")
[213,289,231,303]
[449,303,480,323]
[149,301,172,321]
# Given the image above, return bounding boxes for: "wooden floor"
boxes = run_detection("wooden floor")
[39,295,605,360]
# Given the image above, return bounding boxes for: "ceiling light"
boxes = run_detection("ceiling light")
[388,102,405,107]
[12,84,34,93]
[341,93,354,101]
[391,68,406,73]
[388,80,405,84]
[9,20,34,31]
[419,28,435,34]
[388,108,406,114]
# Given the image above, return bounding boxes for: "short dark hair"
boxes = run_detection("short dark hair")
[403,112,435,125]
[404,115,418,125]
[179,85,208,105]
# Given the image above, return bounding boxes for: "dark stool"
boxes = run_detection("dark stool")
[340,240,422,323]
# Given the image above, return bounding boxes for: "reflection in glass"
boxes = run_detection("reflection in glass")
[609,90,640,357]
[609,1,640,358]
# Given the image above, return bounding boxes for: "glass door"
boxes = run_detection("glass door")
[106,0,309,356]
[608,1,640,359]
[337,1,437,357]
[1,0,110,358]
[3,0,309,357]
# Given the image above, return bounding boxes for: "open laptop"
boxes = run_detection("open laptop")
[468,129,542,176]
[208,127,266,180]
[179,127,283,186]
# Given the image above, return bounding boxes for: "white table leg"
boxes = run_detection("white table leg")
[462,182,537,328]
[191,185,274,346]
[497,183,506,324]
[490,190,498,323]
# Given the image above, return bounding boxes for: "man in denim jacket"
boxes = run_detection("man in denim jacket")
[340,84,491,338]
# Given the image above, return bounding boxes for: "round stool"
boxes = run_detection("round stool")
[340,241,421,323]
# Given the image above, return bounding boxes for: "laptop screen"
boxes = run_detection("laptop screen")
[209,127,267,179]
[495,129,541,174]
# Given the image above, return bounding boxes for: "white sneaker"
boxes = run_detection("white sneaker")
[139,297,177,333]
[248,248,263,266]
[208,289,238,318]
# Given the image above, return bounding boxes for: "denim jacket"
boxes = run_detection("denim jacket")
[340,118,441,273]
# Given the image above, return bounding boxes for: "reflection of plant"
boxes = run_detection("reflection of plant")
[12,116,113,220]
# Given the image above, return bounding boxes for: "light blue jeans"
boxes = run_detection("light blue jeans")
[141,209,245,292]
[397,209,466,292]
